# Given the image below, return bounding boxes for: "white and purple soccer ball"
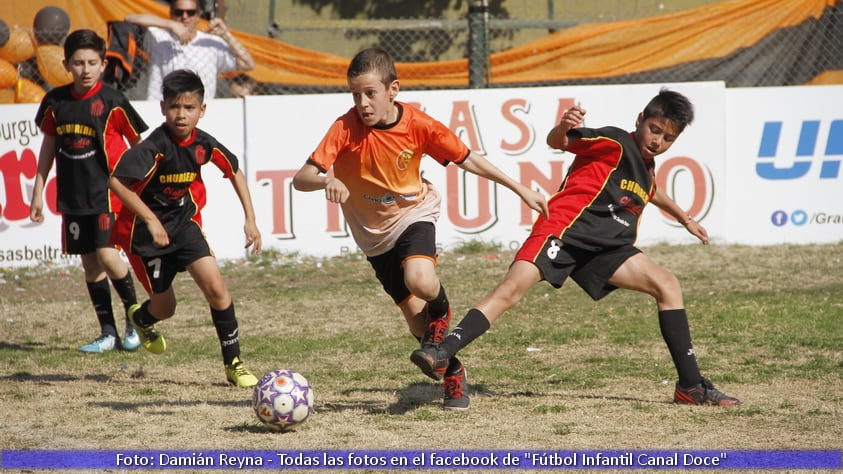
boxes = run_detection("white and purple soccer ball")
[252,369,314,431]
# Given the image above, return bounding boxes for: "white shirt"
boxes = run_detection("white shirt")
[143,27,237,101]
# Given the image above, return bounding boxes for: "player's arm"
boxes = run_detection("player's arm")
[547,105,586,151]
[108,176,170,248]
[650,186,709,244]
[457,152,548,218]
[292,162,349,204]
[29,134,57,223]
[228,168,261,254]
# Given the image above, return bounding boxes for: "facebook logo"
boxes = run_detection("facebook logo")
[771,210,809,226]
[757,120,843,179]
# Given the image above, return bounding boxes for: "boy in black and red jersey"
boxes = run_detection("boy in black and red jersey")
[30,29,148,354]
[109,70,262,387]
[412,89,740,406]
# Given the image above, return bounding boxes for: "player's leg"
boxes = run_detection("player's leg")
[94,212,140,350]
[403,256,451,347]
[187,256,257,387]
[66,214,117,353]
[127,254,176,355]
[410,260,542,381]
[79,251,119,352]
[609,252,739,406]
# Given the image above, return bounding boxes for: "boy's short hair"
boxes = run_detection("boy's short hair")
[162,69,205,101]
[642,89,695,132]
[347,47,398,85]
[63,29,106,62]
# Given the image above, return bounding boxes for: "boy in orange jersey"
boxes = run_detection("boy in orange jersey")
[293,47,548,410]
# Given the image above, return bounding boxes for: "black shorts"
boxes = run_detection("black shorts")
[62,213,117,255]
[528,237,641,301]
[366,222,437,305]
[130,233,213,294]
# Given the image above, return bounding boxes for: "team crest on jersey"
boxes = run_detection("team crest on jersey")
[90,99,105,117]
[194,144,207,164]
[396,149,413,171]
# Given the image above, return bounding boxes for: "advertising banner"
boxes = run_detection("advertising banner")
[246,82,726,257]
[725,85,843,244]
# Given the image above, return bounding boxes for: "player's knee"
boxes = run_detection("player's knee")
[405,276,440,301]
[654,271,682,301]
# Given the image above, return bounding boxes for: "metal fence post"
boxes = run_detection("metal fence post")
[468,0,490,88]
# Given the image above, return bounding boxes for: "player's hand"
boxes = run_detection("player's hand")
[244,221,262,254]
[685,219,709,245]
[561,105,586,129]
[29,196,44,223]
[147,219,170,248]
[324,177,349,204]
[520,187,549,218]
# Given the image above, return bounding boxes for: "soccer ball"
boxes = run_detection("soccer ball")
[252,369,314,431]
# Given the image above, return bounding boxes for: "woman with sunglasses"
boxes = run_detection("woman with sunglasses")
[125,0,255,101]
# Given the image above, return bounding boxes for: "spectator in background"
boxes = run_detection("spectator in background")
[125,0,254,100]
[227,73,256,97]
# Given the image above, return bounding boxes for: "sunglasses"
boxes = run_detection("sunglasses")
[171,8,199,17]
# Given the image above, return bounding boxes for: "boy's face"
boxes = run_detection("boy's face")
[63,48,105,92]
[160,92,205,141]
[348,72,399,127]
[633,114,681,160]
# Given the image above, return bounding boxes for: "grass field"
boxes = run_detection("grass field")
[1,242,841,473]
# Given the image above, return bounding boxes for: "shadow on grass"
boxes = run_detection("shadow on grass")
[0,341,47,351]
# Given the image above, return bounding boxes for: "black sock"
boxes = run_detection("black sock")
[211,303,240,365]
[133,300,159,327]
[86,279,117,337]
[427,285,449,320]
[440,308,491,357]
[658,309,702,388]
[110,272,138,318]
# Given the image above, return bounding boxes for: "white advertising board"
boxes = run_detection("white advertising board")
[2,82,839,268]
[724,85,843,244]
[245,82,726,257]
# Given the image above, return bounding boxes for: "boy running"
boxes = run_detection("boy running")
[293,47,548,409]
[109,69,262,387]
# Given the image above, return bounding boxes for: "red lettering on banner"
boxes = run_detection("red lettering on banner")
[655,156,713,222]
[445,166,494,231]
[1,148,57,222]
[255,169,296,236]
[500,98,534,155]
[449,101,485,154]
[256,169,345,237]
[518,161,566,225]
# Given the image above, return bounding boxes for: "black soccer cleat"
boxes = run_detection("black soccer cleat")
[410,345,450,381]
[442,357,469,410]
[674,377,740,406]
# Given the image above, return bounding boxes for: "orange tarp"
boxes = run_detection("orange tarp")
[1,0,839,89]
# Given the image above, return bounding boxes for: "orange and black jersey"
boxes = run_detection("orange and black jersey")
[110,125,238,257]
[535,126,656,251]
[307,102,470,256]
[35,81,147,215]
